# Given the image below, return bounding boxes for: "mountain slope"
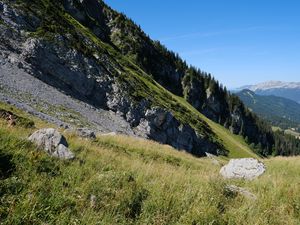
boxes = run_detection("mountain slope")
[0,0,232,156]
[238,81,300,103]
[1,0,300,156]
[0,102,300,225]
[236,89,300,130]
[98,1,276,154]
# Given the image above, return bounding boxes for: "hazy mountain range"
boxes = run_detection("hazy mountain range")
[236,89,300,130]
[236,81,300,103]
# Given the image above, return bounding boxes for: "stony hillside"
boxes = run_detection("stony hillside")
[0,101,300,225]
[1,0,300,156]
[237,89,300,130]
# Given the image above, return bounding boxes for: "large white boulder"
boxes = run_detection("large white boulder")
[220,158,265,180]
[28,128,74,159]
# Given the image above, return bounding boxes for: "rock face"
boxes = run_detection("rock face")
[28,128,75,159]
[220,158,266,180]
[134,108,218,155]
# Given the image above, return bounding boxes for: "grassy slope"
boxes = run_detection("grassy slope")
[1,103,300,225]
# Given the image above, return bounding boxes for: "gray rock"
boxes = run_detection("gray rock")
[99,132,117,136]
[76,128,96,139]
[220,158,265,180]
[205,152,221,165]
[28,128,74,159]
[205,152,217,158]
[225,185,257,200]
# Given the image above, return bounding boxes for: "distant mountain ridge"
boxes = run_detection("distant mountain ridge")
[239,81,300,90]
[236,89,300,130]
[237,81,300,103]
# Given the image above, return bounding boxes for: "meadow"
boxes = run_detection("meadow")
[0,104,299,225]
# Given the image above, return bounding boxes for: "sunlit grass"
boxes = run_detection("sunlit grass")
[0,108,299,224]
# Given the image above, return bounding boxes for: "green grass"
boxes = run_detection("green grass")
[202,119,258,159]
[0,106,299,225]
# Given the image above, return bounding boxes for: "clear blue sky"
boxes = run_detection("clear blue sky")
[104,0,300,88]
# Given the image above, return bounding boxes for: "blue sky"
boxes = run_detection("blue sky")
[104,0,300,88]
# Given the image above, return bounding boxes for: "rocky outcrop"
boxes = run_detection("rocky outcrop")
[220,158,266,180]
[135,108,217,155]
[21,37,113,108]
[28,128,75,159]
[107,84,219,155]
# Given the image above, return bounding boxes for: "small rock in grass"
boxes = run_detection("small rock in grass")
[225,185,257,200]
[76,128,96,139]
[90,194,97,208]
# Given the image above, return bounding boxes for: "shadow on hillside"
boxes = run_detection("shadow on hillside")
[0,152,15,179]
